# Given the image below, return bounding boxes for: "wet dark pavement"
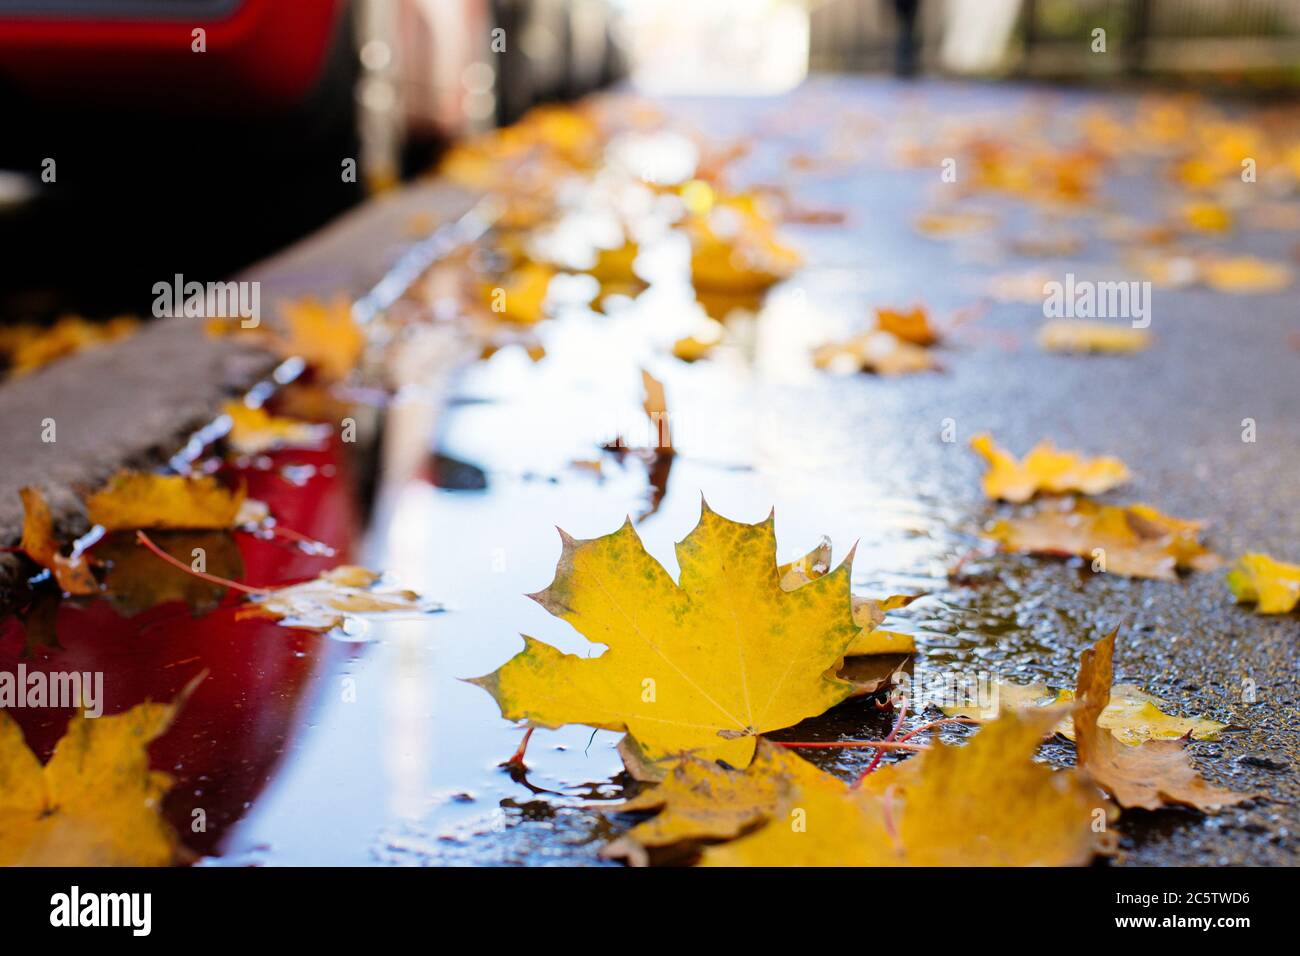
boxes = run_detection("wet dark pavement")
[4,77,1297,866]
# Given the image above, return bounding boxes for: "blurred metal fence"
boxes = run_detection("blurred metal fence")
[807,0,1300,78]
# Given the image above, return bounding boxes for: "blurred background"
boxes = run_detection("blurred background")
[1,0,1298,324]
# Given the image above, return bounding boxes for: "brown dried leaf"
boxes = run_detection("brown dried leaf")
[1074,630,1252,811]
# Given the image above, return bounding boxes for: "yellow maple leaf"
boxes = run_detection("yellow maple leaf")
[278,295,365,381]
[16,487,98,595]
[587,241,642,286]
[0,678,199,866]
[777,538,919,656]
[601,738,807,865]
[688,194,801,293]
[986,498,1219,581]
[1,316,138,376]
[698,709,1111,866]
[470,503,862,770]
[970,432,1130,503]
[1183,201,1232,232]
[672,319,725,363]
[86,472,249,531]
[875,306,938,347]
[1227,553,1300,614]
[222,401,330,456]
[1038,320,1151,354]
[914,209,996,238]
[483,262,554,325]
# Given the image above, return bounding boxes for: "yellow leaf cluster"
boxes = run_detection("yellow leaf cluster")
[971,433,1130,503]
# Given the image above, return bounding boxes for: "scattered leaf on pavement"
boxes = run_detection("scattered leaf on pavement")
[1038,320,1151,354]
[875,306,939,346]
[16,487,98,595]
[971,432,1130,503]
[986,498,1220,580]
[278,295,365,381]
[223,401,331,456]
[944,677,1225,745]
[484,262,554,324]
[1227,553,1300,614]
[237,565,438,633]
[0,316,138,377]
[1201,255,1292,294]
[86,472,252,531]
[813,330,938,376]
[1073,630,1251,811]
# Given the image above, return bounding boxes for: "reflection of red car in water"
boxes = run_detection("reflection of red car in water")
[0,435,363,858]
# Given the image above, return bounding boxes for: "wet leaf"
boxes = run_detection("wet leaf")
[1226,553,1300,614]
[237,565,439,633]
[278,295,365,381]
[1200,255,1292,294]
[483,262,554,325]
[688,192,800,293]
[0,316,138,377]
[697,709,1112,867]
[1073,631,1251,811]
[914,209,996,238]
[601,738,808,865]
[1183,201,1232,233]
[813,330,938,376]
[86,472,250,531]
[0,677,199,866]
[971,432,1130,503]
[986,498,1220,581]
[222,401,330,456]
[672,319,725,362]
[586,241,644,289]
[641,368,673,452]
[1038,320,1151,354]
[777,539,920,656]
[943,677,1226,745]
[16,487,98,595]
[875,306,938,347]
[470,503,862,772]
[99,530,244,617]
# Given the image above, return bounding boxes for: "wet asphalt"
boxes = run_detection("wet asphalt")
[644,77,1298,865]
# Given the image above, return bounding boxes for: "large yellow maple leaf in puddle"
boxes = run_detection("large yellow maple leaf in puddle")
[0,678,199,866]
[471,503,860,771]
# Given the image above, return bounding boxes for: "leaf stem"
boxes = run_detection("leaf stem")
[775,740,929,751]
[851,698,908,788]
[135,530,265,595]
[896,717,979,744]
[505,726,535,769]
